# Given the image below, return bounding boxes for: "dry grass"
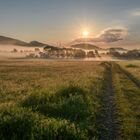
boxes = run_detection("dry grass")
[1,60,140,139]
[118,61,140,79]
[0,60,103,104]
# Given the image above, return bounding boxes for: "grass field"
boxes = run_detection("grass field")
[0,60,140,140]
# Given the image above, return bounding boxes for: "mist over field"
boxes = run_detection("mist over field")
[0,45,43,58]
[0,45,116,61]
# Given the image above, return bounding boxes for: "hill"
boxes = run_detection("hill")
[0,35,47,47]
[107,47,127,51]
[71,43,101,50]
[0,36,28,46]
[28,41,46,47]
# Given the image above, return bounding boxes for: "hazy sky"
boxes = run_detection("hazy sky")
[0,0,140,48]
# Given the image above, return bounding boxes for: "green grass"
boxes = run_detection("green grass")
[0,60,104,140]
[0,104,88,140]
[112,63,140,139]
[21,85,99,139]
[1,60,140,139]
[125,64,139,68]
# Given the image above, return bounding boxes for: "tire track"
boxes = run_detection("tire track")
[97,62,119,140]
[114,63,140,89]
[97,62,140,140]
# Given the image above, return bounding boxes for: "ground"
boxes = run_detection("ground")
[0,59,140,140]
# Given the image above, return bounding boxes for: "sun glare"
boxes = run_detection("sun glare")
[82,30,89,38]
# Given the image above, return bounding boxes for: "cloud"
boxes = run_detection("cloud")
[70,27,128,46]
[96,27,128,43]
[131,9,140,16]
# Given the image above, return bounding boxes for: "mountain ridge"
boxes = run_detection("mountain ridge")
[0,35,47,47]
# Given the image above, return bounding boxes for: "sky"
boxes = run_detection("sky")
[0,0,140,48]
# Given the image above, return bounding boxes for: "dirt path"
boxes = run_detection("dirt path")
[97,62,140,140]
[97,62,119,140]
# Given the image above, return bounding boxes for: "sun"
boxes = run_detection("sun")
[82,30,89,38]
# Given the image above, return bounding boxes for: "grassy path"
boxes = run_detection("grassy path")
[115,63,140,89]
[97,61,140,139]
[112,62,140,139]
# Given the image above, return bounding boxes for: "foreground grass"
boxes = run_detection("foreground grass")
[0,60,104,140]
[0,104,88,140]
[1,60,140,139]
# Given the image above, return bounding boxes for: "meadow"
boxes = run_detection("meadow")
[0,60,140,140]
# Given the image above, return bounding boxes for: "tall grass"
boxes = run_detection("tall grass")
[0,104,88,140]
[0,60,104,139]
[21,83,102,139]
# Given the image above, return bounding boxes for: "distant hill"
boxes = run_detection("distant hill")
[69,38,128,51]
[71,43,101,50]
[107,47,127,52]
[44,45,60,50]
[0,36,28,46]
[0,35,47,47]
[28,41,46,47]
